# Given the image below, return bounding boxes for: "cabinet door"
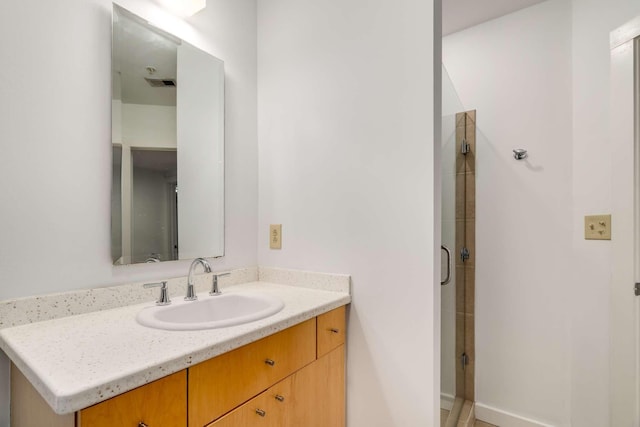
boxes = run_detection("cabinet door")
[10,364,75,427]
[207,376,292,427]
[189,319,316,427]
[78,370,187,427]
[288,345,345,427]
[317,306,346,357]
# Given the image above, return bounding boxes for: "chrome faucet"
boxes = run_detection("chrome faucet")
[186,258,212,301]
[210,272,231,296]
[143,281,171,306]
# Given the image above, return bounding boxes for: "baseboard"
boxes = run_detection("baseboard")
[475,403,555,427]
[441,393,456,411]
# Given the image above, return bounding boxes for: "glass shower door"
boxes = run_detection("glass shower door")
[440,65,466,426]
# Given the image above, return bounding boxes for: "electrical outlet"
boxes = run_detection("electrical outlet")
[584,214,611,240]
[270,224,282,249]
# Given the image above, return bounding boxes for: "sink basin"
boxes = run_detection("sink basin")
[136,292,285,331]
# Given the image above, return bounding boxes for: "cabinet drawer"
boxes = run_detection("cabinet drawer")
[206,375,292,427]
[209,345,346,427]
[77,370,186,427]
[317,306,346,357]
[189,318,316,427]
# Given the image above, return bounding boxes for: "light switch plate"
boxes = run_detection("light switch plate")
[584,214,612,240]
[270,224,282,249]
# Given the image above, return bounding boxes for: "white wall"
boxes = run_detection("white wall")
[122,103,177,147]
[570,1,640,426]
[131,166,172,262]
[0,0,257,424]
[0,0,257,296]
[443,1,573,425]
[257,0,440,425]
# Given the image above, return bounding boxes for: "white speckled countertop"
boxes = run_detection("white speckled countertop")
[0,280,351,415]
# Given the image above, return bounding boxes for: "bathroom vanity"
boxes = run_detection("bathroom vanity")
[76,308,345,427]
[0,273,350,427]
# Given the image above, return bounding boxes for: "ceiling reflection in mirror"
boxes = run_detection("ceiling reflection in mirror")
[112,4,224,265]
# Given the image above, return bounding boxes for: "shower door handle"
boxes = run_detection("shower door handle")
[441,245,452,286]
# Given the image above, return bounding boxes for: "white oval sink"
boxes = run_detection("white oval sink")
[136,293,285,331]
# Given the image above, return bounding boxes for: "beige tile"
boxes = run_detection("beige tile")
[454,172,476,220]
[464,314,475,361]
[458,145,475,174]
[464,360,475,402]
[454,110,477,174]
[455,173,466,220]
[466,109,476,124]
[464,268,475,315]
[455,312,465,397]
[466,119,476,142]
[465,151,476,174]
[466,111,476,137]
[465,173,476,220]
[456,267,465,313]
[441,409,450,427]
[456,129,466,174]
[464,120,476,173]
[464,220,475,266]
[456,312,465,357]
[455,221,465,266]
[455,357,465,398]
[457,400,475,427]
[447,398,465,427]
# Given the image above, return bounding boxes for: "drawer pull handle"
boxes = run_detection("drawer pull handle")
[329,328,340,334]
[138,423,149,427]
[256,409,267,417]
[265,358,276,366]
[275,394,285,402]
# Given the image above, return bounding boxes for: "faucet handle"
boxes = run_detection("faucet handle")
[210,272,231,296]
[213,272,231,278]
[143,281,171,306]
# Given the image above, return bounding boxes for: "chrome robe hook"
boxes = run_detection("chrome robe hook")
[513,149,528,160]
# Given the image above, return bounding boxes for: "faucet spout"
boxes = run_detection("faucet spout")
[186,258,212,301]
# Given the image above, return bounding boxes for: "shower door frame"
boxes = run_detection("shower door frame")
[610,18,640,427]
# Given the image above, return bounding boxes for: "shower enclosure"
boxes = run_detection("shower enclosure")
[441,65,476,426]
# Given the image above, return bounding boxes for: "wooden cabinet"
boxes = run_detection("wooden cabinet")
[287,344,345,427]
[206,373,293,427]
[77,370,186,427]
[188,318,316,427]
[11,306,346,427]
[209,345,345,427]
[317,305,346,357]
[10,364,75,427]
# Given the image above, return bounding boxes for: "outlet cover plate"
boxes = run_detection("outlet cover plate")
[584,214,612,240]
[270,224,282,249]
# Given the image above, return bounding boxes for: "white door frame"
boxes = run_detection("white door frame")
[610,17,640,427]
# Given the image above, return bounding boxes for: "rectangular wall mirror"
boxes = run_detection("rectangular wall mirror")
[111,4,224,265]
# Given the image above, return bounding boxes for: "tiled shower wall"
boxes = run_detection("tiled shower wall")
[455,110,476,402]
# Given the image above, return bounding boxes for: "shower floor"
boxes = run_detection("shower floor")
[440,408,498,427]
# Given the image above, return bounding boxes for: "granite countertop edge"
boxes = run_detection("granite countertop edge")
[0,281,351,415]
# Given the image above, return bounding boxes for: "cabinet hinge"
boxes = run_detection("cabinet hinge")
[461,138,470,155]
[461,353,469,371]
[461,247,470,263]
